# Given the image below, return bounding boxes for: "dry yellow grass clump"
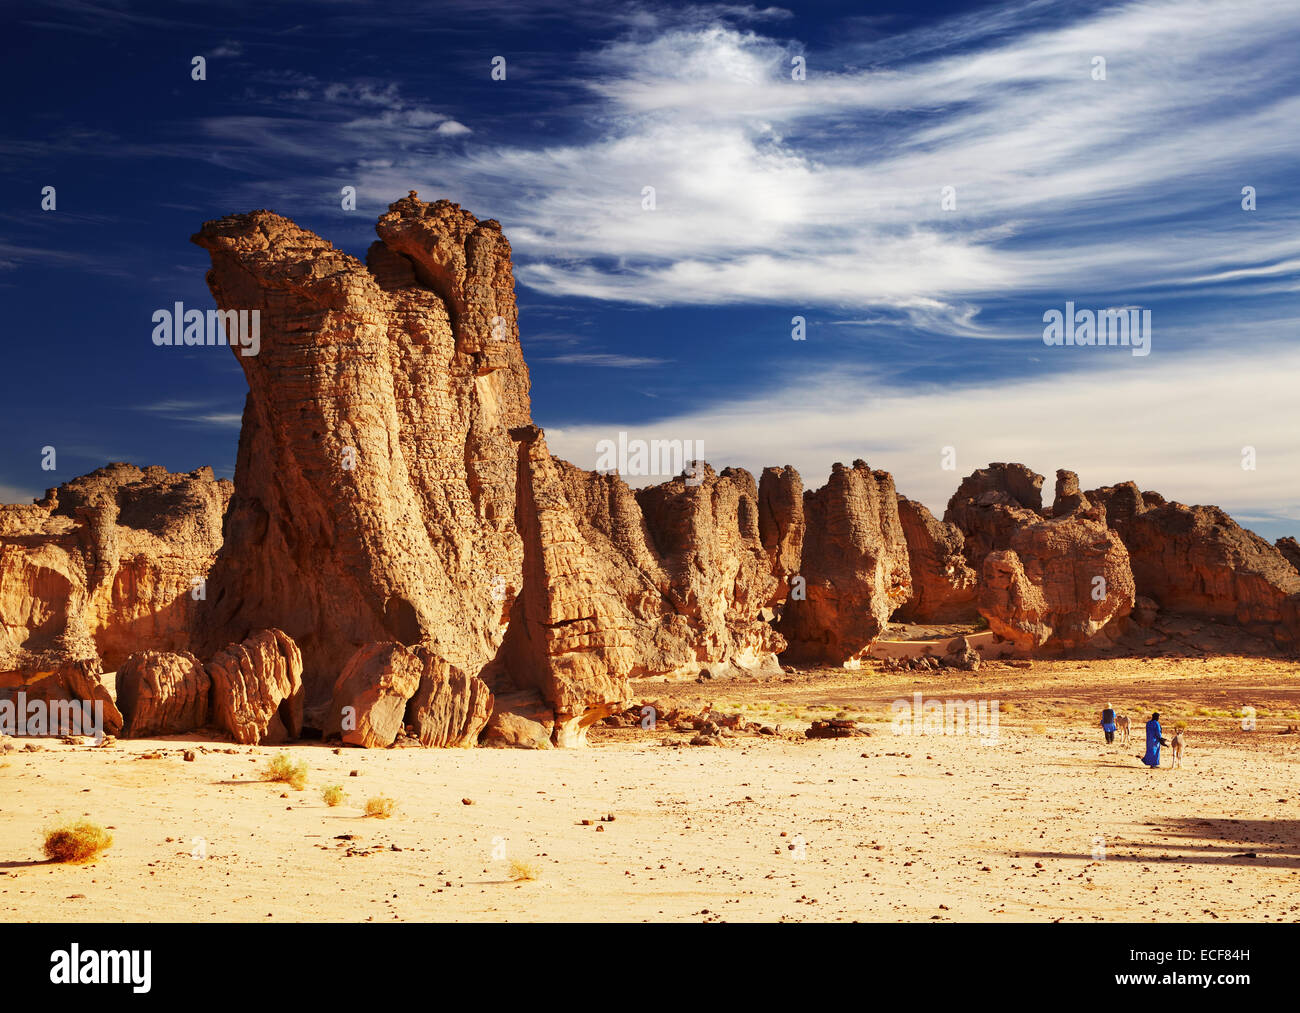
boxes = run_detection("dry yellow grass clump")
[263,753,308,790]
[322,785,346,807]
[364,795,396,818]
[509,859,540,881]
[43,820,113,864]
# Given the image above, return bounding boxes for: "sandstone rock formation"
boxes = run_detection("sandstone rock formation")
[778,461,910,665]
[404,648,493,748]
[554,459,788,680]
[1091,493,1300,641]
[1276,537,1300,575]
[944,463,1044,571]
[979,516,1135,650]
[1050,469,1102,521]
[191,195,530,714]
[208,629,304,744]
[1,464,230,671]
[324,641,492,748]
[894,495,977,623]
[500,425,632,746]
[758,466,805,579]
[326,641,424,748]
[12,197,1300,746]
[116,650,209,738]
[1,464,228,734]
[482,689,555,749]
[632,463,786,675]
[0,657,122,737]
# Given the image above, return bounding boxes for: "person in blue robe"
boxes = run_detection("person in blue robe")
[1100,703,1117,744]
[1142,712,1165,767]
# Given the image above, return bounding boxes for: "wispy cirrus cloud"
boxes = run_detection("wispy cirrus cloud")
[537,352,669,367]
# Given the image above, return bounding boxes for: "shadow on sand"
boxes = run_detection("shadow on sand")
[1025,817,1300,870]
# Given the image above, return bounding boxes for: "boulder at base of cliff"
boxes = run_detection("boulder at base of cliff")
[208,628,304,745]
[116,650,209,737]
[404,647,493,748]
[325,642,423,748]
[481,690,555,749]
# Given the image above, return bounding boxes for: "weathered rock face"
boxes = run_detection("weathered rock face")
[116,650,209,738]
[500,426,632,746]
[324,641,492,748]
[1277,537,1300,575]
[979,517,1135,650]
[555,460,787,679]
[944,463,1045,571]
[481,689,554,749]
[893,495,978,623]
[191,195,531,714]
[326,642,424,748]
[404,647,493,748]
[778,461,911,665]
[1085,482,1145,532]
[0,657,123,737]
[1116,500,1300,637]
[0,464,230,679]
[758,466,805,580]
[1050,469,1102,521]
[208,629,304,745]
[633,463,786,675]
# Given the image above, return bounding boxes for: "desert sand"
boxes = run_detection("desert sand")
[2,656,1297,923]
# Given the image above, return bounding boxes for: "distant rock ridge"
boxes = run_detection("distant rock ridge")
[3,195,1298,747]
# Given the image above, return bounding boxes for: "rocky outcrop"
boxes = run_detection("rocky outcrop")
[778,461,911,665]
[979,517,1135,650]
[944,463,1045,571]
[323,641,492,748]
[208,629,304,744]
[0,656,123,737]
[326,642,424,748]
[893,495,977,623]
[1085,482,1145,533]
[758,466,804,580]
[1116,499,1300,638]
[1274,537,1300,575]
[482,689,555,749]
[0,465,227,734]
[1050,469,1102,521]
[633,463,786,675]
[555,460,787,680]
[500,426,631,746]
[116,650,209,737]
[191,195,531,714]
[14,198,1300,749]
[1,464,230,675]
[404,648,493,747]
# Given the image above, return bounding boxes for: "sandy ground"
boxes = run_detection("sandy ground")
[2,656,1298,922]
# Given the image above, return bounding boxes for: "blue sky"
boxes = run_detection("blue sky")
[2,0,1298,540]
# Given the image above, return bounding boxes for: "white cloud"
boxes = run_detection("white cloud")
[349,0,1300,320]
[541,340,1300,533]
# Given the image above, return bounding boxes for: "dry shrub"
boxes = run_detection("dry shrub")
[43,820,113,864]
[263,752,308,790]
[364,795,395,818]
[322,785,346,807]
[509,859,540,881]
